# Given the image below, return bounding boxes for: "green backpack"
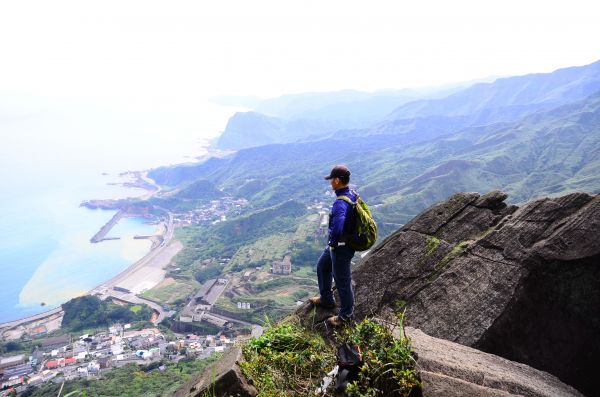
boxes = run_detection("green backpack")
[337,192,377,251]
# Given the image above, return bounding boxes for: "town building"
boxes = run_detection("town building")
[1,363,33,380]
[40,335,71,351]
[241,271,252,281]
[0,355,25,370]
[98,357,112,369]
[46,357,77,369]
[271,255,292,274]
[193,278,228,306]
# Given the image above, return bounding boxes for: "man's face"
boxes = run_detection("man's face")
[330,177,342,190]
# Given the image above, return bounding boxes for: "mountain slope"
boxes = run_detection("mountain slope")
[216,60,600,156]
[386,60,600,120]
[151,90,600,238]
[214,86,472,150]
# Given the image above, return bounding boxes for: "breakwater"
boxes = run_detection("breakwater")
[90,210,124,243]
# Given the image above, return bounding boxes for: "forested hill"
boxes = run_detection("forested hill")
[149,87,600,238]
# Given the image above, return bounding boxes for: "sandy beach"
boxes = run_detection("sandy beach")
[93,240,182,296]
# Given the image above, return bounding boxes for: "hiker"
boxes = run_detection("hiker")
[310,165,357,326]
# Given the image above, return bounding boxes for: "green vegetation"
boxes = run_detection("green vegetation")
[146,180,226,212]
[241,316,335,395]
[214,273,318,324]
[394,299,407,313]
[141,278,199,305]
[0,340,29,356]
[194,263,224,284]
[227,233,293,271]
[343,317,420,396]
[241,315,420,396]
[165,209,324,319]
[21,356,218,397]
[174,200,307,272]
[151,90,600,245]
[425,240,472,284]
[425,236,440,256]
[251,277,314,293]
[434,240,470,271]
[61,296,154,332]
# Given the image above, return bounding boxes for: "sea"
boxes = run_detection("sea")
[0,99,237,323]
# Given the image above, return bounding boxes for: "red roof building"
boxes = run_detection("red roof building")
[45,357,77,369]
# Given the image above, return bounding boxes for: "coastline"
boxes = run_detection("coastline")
[0,171,179,337]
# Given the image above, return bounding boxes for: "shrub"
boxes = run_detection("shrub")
[241,316,335,396]
[343,317,420,396]
[241,315,420,396]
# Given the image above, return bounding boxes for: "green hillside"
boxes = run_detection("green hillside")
[174,199,308,269]
[150,90,600,238]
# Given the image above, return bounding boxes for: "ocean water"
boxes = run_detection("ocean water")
[0,99,237,323]
[0,181,155,322]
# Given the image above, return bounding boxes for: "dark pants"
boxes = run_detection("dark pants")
[316,245,355,320]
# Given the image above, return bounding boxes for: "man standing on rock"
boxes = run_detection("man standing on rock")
[309,165,356,327]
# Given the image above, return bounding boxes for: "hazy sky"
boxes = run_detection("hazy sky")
[1,0,599,142]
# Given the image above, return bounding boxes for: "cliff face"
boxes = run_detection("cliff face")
[353,191,600,396]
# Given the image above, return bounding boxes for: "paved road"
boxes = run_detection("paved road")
[0,307,63,330]
[91,207,176,325]
[106,291,172,324]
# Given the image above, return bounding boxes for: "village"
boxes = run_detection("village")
[171,197,249,226]
[0,322,239,395]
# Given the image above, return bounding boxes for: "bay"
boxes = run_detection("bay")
[0,99,236,322]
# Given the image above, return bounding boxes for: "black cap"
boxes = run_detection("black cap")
[324,165,351,180]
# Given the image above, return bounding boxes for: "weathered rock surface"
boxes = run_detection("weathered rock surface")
[405,327,583,397]
[173,346,257,397]
[353,191,600,396]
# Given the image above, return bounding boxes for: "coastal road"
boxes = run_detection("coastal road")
[0,307,63,331]
[90,207,178,324]
[107,291,172,324]
[139,172,162,199]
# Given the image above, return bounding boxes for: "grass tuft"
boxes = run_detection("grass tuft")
[241,314,420,396]
[425,236,441,256]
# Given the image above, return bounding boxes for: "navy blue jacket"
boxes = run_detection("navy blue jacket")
[328,187,357,248]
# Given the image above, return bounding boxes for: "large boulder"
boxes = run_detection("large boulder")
[405,327,583,397]
[353,191,600,396]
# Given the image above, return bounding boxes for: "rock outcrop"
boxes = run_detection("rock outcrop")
[173,346,257,397]
[405,327,583,397]
[353,191,600,396]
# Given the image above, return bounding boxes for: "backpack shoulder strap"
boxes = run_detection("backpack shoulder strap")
[336,195,356,206]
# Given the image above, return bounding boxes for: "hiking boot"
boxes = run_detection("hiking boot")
[326,315,347,327]
[308,296,335,309]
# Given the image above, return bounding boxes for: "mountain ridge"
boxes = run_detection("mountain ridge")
[149,88,600,237]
